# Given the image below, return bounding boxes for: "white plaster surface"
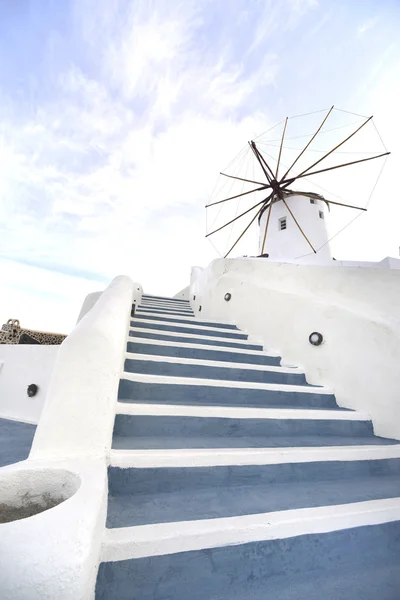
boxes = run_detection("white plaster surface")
[258,193,331,263]
[102,497,400,561]
[191,258,400,440]
[173,286,190,300]
[77,291,103,323]
[0,345,59,424]
[30,275,134,460]
[0,458,107,600]
[110,444,400,469]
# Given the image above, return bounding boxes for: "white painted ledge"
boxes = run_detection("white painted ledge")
[102,497,400,561]
[110,444,400,468]
[121,372,335,395]
[30,275,135,460]
[116,402,368,421]
[124,352,301,373]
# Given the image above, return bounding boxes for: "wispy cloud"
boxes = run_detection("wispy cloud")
[0,0,399,330]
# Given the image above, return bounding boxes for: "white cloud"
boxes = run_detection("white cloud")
[1,0,398,331]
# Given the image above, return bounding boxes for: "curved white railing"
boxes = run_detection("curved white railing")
[30,275,135,460]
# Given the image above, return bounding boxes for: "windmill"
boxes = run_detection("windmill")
[205,107,390,261]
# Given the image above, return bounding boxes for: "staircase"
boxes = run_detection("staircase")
[96,295,400,599]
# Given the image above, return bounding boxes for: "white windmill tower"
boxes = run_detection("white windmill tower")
[205,107,389,263]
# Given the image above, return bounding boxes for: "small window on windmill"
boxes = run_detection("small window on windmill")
[310,198,315,204]
[279,217,287,231]
[319,211,324,219]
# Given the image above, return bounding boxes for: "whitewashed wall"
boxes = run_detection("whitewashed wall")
[191,258,400,440]
[30,275,135,460]
[0,345,59,424]
[0,274,137,600]
[173,285,190,300]
[258,194,331,262]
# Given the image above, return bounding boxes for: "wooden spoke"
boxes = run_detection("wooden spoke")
[250,141,275,181]
[284,152,390,182]
[275,117,288,179]
[206,197,268,238]
[224,203,269,258]
[249,141,272,183]
[280,106,334,181]
[290,115,373,180]
[282,197,316,253]
[220,172,266,186]
[205,184,270,208]
[325,199,367,211]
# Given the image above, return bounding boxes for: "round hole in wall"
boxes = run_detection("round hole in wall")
[193,295,196,301]
[27,384,38,397]
[224,293,232,301]
[0,468,80,524]
[309,332,323,346]
[198,305,202,312]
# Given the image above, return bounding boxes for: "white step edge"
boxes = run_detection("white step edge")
[124,352,301,374]
[120,371,334,395]
[127,335,274,357]
[131,317,242,335]
[133,312,239,331]
[140,296,190,302]
[101,497,400,562]
[110,444,400,468]
[139,302,192,308]
[138,305,194,313]
[116,402,369,421]
[129,326,252,345]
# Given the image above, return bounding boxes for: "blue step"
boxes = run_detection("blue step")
[142,295,190,304]
[136,307,195,317]
[128,330,261,349]
[126,341,280,366]
[96,521,400,600]
[124,358,309,386]
[118,379,338,409]
[111,415,395,450]
[106,459,400,527]
[133,314,239,330]
[131,321,245,339]
[0,417,36,468]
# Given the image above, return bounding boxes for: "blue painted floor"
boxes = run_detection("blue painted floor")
[112,414,396,450]
[0,417,36,467]
[107,460,400,527]
[127,340,281,365]
[129,329,261,349]
[131,321,247,339]
[118,380,338,409]
[96,521,400,600]
[133,314,239,329]
[124,358,309,385]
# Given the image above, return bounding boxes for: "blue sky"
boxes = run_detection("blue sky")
[0,0,399,332]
